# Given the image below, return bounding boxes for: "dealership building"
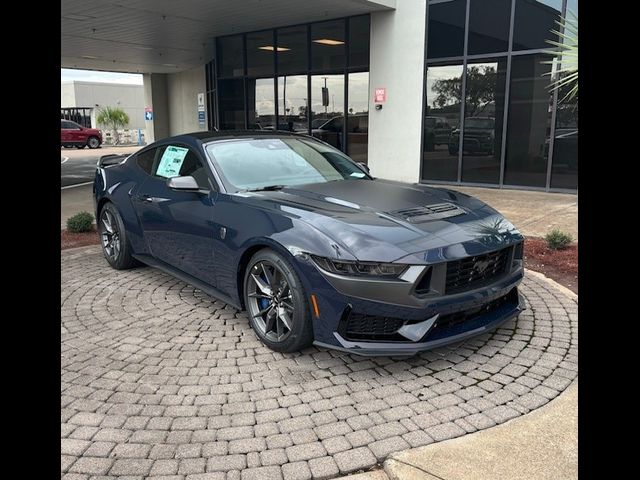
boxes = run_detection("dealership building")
[62,0,577,192]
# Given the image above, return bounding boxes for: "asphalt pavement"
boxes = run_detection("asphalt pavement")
[61,145,143,188]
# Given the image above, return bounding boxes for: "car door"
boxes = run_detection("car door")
[132,143,219,287]
[61,121,73,143]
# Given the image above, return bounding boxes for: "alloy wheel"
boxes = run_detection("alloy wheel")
[99,209,121,261]
[88,137,100,149]
[246,260,295,342]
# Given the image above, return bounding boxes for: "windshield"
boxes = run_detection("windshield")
[206,137,369,191]
[465,118,494,129]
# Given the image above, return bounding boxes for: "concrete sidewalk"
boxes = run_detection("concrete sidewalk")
[61,183,577,237]
[349,380,577,480]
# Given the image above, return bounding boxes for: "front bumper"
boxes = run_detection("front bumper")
[293,249,524,357]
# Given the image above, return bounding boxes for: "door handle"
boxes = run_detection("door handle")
[137,194,153,203]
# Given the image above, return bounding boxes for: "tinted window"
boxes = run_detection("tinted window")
[347,71,369,163]
[153,145,210,189]
[246,30,274,77]
[513,0,562,51]
[349,15,370,68]
[311,20,346,70]
[61,121,72,129]
[207,138,367,191]
[277,25,308,74]
[218,79,245,130]
[461,58,507,184]
[217,35,244,77]
[504,54,553,187]
[422,62,464,182]
[427,0,466,59]
[277,75,309,132]
[136,148,157,174]
[468,0,511,55]
[248,78,276,130]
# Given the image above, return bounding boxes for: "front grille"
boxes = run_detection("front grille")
[388,202,465,223]
[445,247,512,294]
[338,310,406,341]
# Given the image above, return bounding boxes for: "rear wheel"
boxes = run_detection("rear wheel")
[98,202,139,270]
[75,144,86,149]
[88,136,100,149]
[244,249,313,353]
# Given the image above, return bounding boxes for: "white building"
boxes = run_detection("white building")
[60,81,146,131]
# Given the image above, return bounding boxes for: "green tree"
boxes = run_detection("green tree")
[544,9,578,104]
[96,106,130,145]
[432,66,497,117]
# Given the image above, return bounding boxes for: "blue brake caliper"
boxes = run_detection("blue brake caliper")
[258,273,269,310]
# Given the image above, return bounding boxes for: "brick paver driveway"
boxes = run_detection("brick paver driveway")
[62,246,578,479]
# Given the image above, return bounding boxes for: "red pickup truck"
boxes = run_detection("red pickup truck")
[61,119,102,149]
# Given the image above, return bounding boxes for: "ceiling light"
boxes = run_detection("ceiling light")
[80,55,99,59]
[313,39,344,46]
[62,13,96,21]
[258,46,291,52]
[162,63,178,67]
[133,46,153,51]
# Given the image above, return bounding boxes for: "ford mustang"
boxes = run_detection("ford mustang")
[93,131,525,356]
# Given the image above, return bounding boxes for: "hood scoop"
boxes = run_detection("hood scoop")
[387,202,466,224]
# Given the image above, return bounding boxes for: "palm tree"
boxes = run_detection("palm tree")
[544,9,578,104]
[96,106,130,145]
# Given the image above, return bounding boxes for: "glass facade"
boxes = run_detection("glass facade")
[422,0,577,191]
[211,15,371,163]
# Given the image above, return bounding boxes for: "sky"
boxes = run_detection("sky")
[61,68,143,85]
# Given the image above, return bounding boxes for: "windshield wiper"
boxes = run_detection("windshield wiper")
[243,184,286,192]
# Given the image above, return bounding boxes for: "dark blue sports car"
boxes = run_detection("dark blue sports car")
[93,131,525,356]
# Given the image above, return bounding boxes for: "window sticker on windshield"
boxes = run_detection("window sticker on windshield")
[156,146,189,178]
[350,172,366,178]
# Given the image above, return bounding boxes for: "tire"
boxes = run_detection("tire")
[75,144,86,149]
[87,136,101,149]
[243,248,313,353]
[98,202,139,270]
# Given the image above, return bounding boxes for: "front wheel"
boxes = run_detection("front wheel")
[244,249,313,353]
[98,202,139,270]
[88,136,101,149]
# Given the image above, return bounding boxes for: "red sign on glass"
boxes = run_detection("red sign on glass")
[374,88,386,103]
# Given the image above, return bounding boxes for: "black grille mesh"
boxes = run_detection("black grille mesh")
[445,247,511,294]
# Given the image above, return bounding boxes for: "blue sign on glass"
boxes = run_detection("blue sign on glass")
[198,111,205,121]
[145,111,153,121]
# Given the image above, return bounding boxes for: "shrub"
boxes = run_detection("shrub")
[67,211,94,233]
[544,229,573,250]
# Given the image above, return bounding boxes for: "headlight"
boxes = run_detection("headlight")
[310,255,408,278]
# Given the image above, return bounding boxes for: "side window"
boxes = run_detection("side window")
[153,145,211,190]
[61,121,71,129]
[136,148,157,174]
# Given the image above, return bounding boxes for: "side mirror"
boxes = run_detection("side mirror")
[167,175,200,191]
[357,162,370,173]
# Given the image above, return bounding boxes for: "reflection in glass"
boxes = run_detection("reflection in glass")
[218,79,245,130]
[247,78,275,130]
[349,15,370,68]
[513,0,562,51]
[246,30,274,77]
[551,4,578,190]
[311,74,345,151]
[422,63,463,181]
[311,20,346,71]
[504,54,553,187]
[277,75,308,132]
[217,35,244,78]
[277,25,308,74]
[460,59,507,184]
[347,72,369,163]
[468,0,511,55]
[427,0,466,59]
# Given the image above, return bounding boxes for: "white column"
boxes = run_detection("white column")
[367,1,427,184]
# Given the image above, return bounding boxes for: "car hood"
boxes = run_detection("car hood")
[234,179,523,263]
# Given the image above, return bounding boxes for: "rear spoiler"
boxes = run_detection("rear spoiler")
[98,153,129,167]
